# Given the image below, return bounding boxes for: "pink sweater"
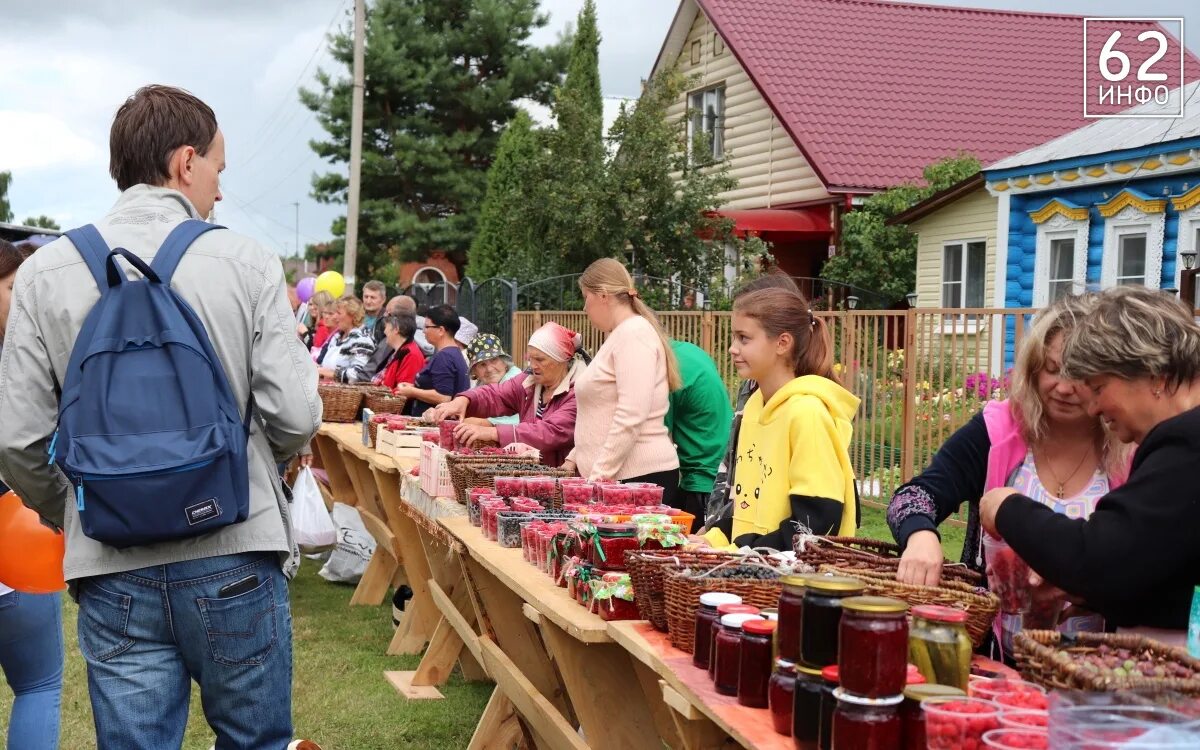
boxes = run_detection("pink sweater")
[570,315,679,480]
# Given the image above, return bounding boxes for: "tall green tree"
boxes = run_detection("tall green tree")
[22,215,60,230]
[536,0,610,273]
[467,110,541,280]
[820,153,981,302]
[0,171,12,223]
[302,0,569,281]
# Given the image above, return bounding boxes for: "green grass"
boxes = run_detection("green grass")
[858,501,966,563]
[0,559,491,749]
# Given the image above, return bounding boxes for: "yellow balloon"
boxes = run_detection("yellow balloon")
[315,271,345,298]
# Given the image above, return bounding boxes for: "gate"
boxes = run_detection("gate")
[468,277,517,351]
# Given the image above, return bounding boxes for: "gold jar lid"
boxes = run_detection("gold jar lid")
[903,684,966,702]
[796,664,825,677]
[803,575,866,594]
[780,574,808,589]
[842,595,908,614]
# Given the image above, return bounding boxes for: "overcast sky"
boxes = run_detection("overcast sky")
[1,0,1197,258]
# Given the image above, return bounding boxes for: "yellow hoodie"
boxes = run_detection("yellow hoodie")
[704,375,860,549]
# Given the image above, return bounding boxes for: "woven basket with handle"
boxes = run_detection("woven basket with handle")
[624,549,741,632]
[318,383,364,423]
[795,535,984,587]
[447,453,538,504]
[365,390,407,415]
[1013,630,1200,695]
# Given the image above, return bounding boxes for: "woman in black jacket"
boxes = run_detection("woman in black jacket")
[982,286,1200,640]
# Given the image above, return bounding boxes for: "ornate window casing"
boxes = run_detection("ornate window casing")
[1171,185,1200,290]
[1099,197,1166,289]
[1031,200,1089,306]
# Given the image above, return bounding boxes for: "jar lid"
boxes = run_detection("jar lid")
[803,575,866,594]
[912,604,968,623]
[780,574,808,588]
[833,688,904,707]
[903,684,966,702]
[596,523,637,537]
[821,665,839,684]
[716,603,760,615]
[700,592,743,608]
[797,664,824,677]
[720,613,763,629]
[742,619,777,635]
[842,595,908,614]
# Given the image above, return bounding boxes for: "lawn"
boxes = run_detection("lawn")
[0,559,492,749]
[2,508,960,748]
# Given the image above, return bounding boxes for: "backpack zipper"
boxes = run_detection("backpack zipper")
[74,458,217,513]
[48,430,59,466]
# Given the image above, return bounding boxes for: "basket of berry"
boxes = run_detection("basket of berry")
[624,549,742,632]
[1013,631,1200,695]
[446,449,536,504]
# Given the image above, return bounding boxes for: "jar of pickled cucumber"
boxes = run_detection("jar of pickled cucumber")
[908,605,972,690]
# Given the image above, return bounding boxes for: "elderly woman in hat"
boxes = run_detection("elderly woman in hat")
[428,322,584,467]
[465,333,523,426]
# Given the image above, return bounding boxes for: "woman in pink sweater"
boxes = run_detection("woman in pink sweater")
[565,259,682,504]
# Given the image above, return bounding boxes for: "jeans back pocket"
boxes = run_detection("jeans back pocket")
[78,582,135,662]
[197,577,279,666]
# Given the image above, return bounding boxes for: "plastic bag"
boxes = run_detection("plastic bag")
[318,503,376,585]
[291,468,337,551]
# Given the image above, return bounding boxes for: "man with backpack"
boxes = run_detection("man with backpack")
[0,85,322,749]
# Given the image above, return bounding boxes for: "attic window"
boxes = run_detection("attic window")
[690,40,702,65]
[688,85,725,163]
[713,33,725,56]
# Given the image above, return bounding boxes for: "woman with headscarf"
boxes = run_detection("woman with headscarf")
[428,322,583,467]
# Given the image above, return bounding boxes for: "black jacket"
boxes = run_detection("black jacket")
[996,406,1200,629]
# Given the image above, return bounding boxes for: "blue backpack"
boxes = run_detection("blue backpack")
[52,221,252,548]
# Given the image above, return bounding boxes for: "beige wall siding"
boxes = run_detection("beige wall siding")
[909,187,998,309]
[668,9,829,209]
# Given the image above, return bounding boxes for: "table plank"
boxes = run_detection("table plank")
[441,516,612,644]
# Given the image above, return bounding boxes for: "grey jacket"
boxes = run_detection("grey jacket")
[0,186,322,581]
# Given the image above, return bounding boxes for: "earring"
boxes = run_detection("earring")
[1154,388,1162,398]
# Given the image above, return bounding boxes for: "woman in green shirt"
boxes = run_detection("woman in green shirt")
[666,339,734,532]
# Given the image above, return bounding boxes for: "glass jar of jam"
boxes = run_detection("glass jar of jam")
[831,688,902,749]
[838,596,908,698]
[693,592,742,670]
[713,613,762,696]
[589,523,638,570]
[769,658,799,737]
[791,664,824,746]
[737,619,777,708]
[900,684,965,750]
[778,575,806,663]
[819,666,839,750]
[800,575,866,668]
[909,605,973,691]
[709,604,761,679]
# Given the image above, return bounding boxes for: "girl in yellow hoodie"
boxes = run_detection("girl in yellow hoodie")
[702,288,861,550]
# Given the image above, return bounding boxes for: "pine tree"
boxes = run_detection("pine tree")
[467,110,541,280]
[302,0,569,281]
[0,171,12,223]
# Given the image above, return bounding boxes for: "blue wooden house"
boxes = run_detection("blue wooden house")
[983,81,1200,309]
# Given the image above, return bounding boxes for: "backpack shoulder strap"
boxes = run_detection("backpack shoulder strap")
[151,220,225,284]
[63,225,115,290]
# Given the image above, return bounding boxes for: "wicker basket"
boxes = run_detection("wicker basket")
[365,390,407,415]
[663,562,786,654]
[625,549,741,632]
[796,535,984,587]
[461,464,573,507]
[318,383,364,422]
[1014,630,1200,695]
[447,453,538,504]
[818,564,998,648]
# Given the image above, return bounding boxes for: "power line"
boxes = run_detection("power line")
[222,189,326,247]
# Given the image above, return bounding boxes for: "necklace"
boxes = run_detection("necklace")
[1036,444,1094,499]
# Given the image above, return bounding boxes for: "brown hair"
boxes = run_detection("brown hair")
[0,239,32,280]
[734,288,835,380]
[336,296,367,327]
[109,85,219,191]
[734,270,801,298]
[579,258,682,390]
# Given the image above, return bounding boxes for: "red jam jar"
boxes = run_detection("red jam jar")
[713,613,763,696]
[900,684,965,750]
[792,663,825,746]
[693,592,742,670]
[593,573,639,621]
[737,619,777,707]
[838,596,908,698]
[591,523,638,570]
[768,658,798,737]
[831,688,902,749]
[800,575,866,668]
[778,575,807,664]
[709,604,761,679]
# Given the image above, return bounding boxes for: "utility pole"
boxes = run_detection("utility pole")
[343,0,366,291]
[293,201,300,258]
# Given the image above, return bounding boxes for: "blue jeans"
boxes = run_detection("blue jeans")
[0,591,64,750]
[76,553,293,750]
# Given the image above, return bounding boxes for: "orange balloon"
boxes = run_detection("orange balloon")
[0,490,65,594]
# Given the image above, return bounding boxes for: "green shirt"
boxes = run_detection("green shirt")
[666,340,734,493]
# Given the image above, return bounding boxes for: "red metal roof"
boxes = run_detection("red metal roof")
[694,0,1200,191]
[714,207,832,237]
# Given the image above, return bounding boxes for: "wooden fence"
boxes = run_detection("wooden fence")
[511,308,1038,507]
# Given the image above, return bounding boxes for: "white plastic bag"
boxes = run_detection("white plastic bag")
[291,468,337,551]
[319,502,376,585]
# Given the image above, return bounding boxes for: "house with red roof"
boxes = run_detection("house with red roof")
[651,0,1194,296]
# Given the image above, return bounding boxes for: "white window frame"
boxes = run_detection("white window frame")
[687,85,725,163]
[1101,203,1164,289]
[1034,213,1089,306]
[1173,204,1200,291]
[939,238,988,334]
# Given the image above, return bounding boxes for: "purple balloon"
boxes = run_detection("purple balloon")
[296,277,316,303]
